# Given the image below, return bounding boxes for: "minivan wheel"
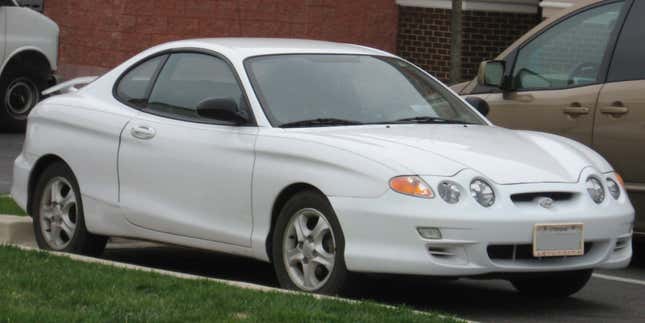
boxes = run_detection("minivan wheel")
[0,71,46,132]
[32,162,108,256]
[510,269,593,298]
[272,191,350,294]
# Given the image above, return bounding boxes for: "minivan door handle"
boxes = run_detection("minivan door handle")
[600,102,629,117]
[563,104,590,116]
[131,125,156,140]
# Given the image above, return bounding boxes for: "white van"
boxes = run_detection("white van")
[0,0,58,131]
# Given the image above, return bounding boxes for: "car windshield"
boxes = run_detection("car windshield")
[245,54,485,127]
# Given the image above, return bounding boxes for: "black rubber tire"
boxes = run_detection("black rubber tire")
[0,70,46,133]
[272,190,350,295]
[31,162,108,257]
[510,269,593,298]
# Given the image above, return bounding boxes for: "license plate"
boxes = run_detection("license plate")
[533,223,584,257]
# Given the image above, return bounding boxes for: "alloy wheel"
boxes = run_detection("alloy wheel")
[39,177,78,250]
[282,208,336,291]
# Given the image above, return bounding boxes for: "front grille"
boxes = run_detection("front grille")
[510,192,575,203]
[487,242,593,260]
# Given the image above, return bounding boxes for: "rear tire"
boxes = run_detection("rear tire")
[31,162,108,257]
[510,269,592,298]
[272,190,350,295]
[0,70,46,133]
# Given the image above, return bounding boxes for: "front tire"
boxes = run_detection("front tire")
[31,162,107,256]
[272,190,350,295]
[510,269,593,298]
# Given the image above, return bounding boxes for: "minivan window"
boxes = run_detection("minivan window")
[512,1,624,90]
[115,55,166,108]
[607,0,645,82]
[145,53,248,123]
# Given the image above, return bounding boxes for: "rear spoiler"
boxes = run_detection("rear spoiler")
[42,76,98,96]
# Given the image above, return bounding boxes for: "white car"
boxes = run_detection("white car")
[11,38,633,297]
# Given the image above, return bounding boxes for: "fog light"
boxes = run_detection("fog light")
[417,227,442,240]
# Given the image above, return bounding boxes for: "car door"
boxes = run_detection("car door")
[593,0,645,233]
[117,52,258,247]
[482,0,627,146]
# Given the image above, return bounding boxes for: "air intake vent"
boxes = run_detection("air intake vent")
[488,243,592,260]
[511,192,575,203]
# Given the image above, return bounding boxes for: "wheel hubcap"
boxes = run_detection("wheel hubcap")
[39,177,78,250]
[283,208,336,291]
[5,79,38,118]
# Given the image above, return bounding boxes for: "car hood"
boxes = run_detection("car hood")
[285,125,607,184]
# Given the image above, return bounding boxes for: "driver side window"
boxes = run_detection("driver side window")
[512,1,624,90]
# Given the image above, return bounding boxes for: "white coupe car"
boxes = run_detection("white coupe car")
[11,38,634,297]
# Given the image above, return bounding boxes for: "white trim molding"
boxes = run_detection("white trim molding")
[396,0,540,14]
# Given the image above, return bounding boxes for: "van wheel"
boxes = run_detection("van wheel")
[0,72,43,132]
[510,269,592,298]
[272,190,350,295]
[31,162,108,256]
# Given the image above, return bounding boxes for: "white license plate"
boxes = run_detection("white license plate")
[533,223,584,257]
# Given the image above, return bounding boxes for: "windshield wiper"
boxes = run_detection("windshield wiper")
[279,118,363,128]
[390,116,473,125]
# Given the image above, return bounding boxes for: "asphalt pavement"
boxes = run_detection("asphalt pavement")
[2,133,644,322]
[0,134,23,194]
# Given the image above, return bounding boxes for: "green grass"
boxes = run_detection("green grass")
[0,196,26,216]
[0,246,458,323]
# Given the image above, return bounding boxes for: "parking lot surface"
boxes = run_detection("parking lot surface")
[2,133,644,322]
[0,134,23,194]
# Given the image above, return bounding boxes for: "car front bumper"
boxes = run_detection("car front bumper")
[330,171,634,277]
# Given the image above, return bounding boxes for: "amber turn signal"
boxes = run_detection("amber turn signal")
[389,176,434,199]
[615,173,625,188]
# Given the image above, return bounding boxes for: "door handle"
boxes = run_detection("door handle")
[600,102,629,116]
[131,125,156,140]
[563,105,590,116]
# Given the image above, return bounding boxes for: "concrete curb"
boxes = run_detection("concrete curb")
[0,215,33,245]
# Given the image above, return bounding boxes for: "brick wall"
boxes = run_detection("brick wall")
[398,6,540,83]
[44,0,398,79]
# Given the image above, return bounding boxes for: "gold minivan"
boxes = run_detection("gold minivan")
[454,0,644,239]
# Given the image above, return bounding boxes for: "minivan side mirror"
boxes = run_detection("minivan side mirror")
[196,98,248,125]
[465,96,490,116]
[478,60,505,89]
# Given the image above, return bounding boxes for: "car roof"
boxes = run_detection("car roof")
[149,38,394,59]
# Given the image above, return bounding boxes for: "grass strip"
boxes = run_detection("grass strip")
[0,246,459,323]
[0,196,26,216]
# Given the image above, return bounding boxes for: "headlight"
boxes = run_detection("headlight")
[389,176,434,199]
[606,178,620,200]
[470,179,495,207]
[438,181,462,204]
[586,177,605,204]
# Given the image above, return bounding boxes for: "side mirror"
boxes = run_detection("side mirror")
[196,98,248,124]
[477,60,505,88]
[465,96,490,116]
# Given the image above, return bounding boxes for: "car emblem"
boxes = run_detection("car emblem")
[537,197,554,209]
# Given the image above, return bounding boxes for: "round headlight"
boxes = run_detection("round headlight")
[438,181,462,204]
[586,177,605,204]
[606,178,620,200]
[470,179,495,207]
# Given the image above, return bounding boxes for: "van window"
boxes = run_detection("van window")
[512,1,624,90]
[607,0,645,82]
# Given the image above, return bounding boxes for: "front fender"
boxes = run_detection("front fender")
[249,130,401,260]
